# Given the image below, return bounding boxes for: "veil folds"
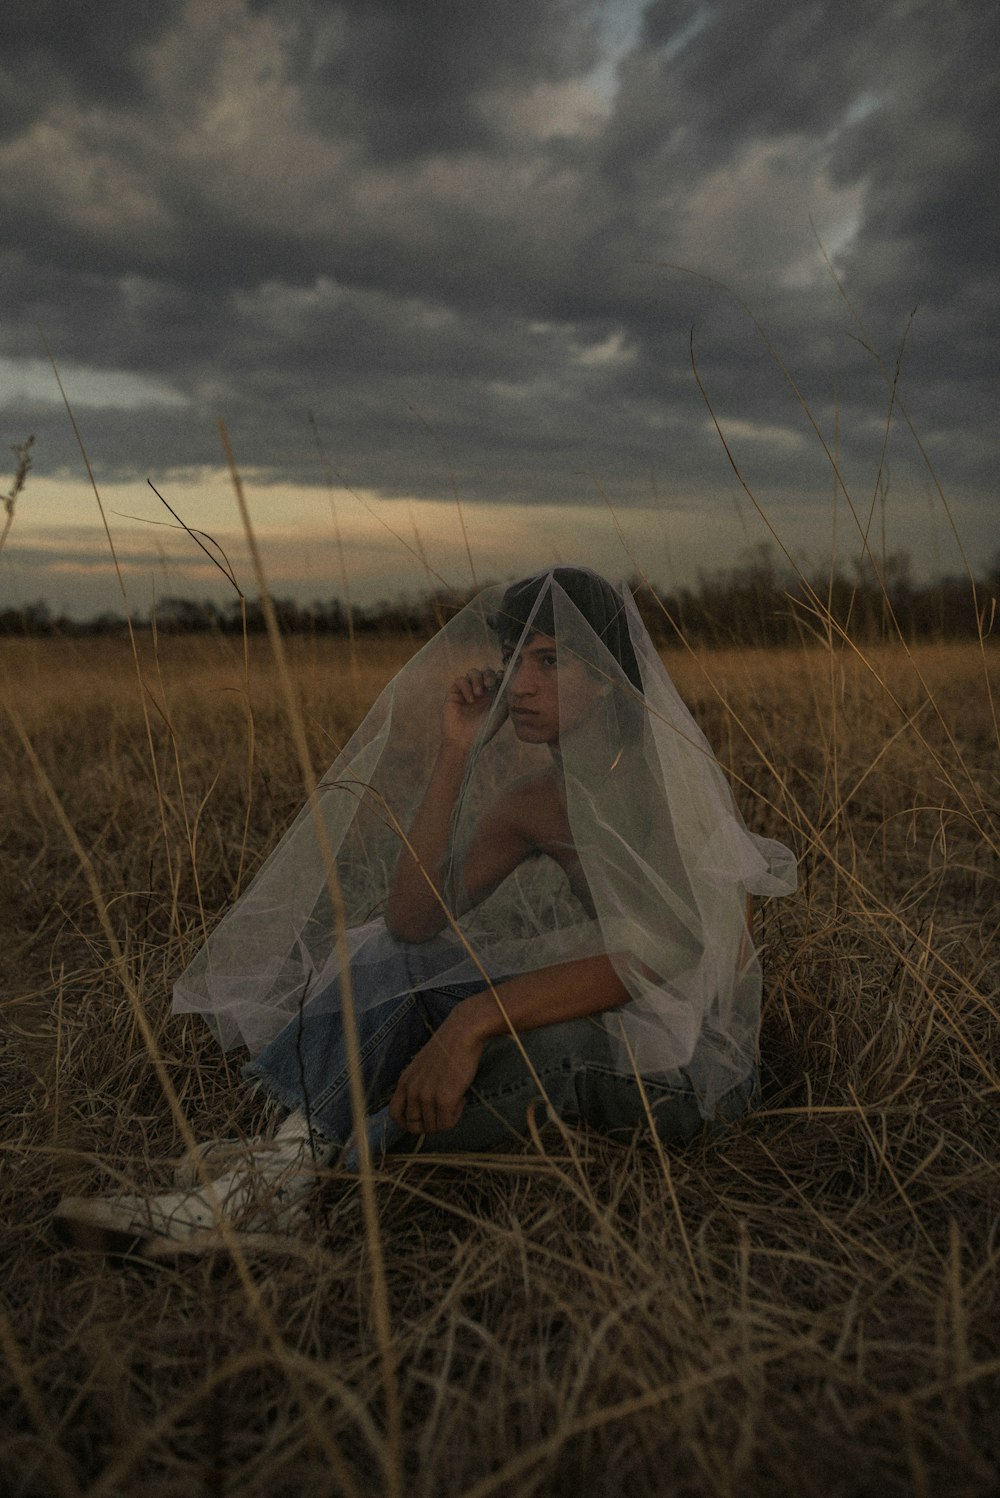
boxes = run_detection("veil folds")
[173,568,797,1115]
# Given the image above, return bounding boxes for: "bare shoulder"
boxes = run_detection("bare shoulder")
[497,768,566,845]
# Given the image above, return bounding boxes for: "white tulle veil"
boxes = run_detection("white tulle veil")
[173,567,796,1116]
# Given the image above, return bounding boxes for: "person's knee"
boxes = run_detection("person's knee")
[573,1067,705,1147]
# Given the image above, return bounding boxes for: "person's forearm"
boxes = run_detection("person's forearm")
[446,954,631,1046]
[385,744,469,941]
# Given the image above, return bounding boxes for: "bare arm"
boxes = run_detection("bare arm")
[385,666,529,942]
[384,741,472,942]
[388,954,629,1133]
[450,954,628,1044]
[389,897,760,1134]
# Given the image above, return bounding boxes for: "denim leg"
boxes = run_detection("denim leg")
[243,989,432,1144]
[243,935,755,1163]
[242,946,493,1160]
[408,1014,754,1154]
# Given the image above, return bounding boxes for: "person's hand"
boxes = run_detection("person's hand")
[441,667,506,754]
[388,1012,485,1134]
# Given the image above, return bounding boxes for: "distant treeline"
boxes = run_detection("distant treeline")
[4,549,997,647]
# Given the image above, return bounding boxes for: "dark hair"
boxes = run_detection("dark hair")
[490,566,643,693]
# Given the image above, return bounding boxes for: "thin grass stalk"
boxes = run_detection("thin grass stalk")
[678,249,1000,763]
[686,333,991,832]
[0,435,33,558]
[408,500,445,629]
[458,1342,806,1498]
[602,495,1000,1096]
[614,1015,706,1301]
[43,345,183,940]
[216,419,403,1498]
[0,1299,81,1498]
[407,401,478,590]
[148,606,208,935]
[336,468,455,592]
[654,365,996,860]
[7,709,363,1497]
[145,482,258,902]
[357,781,614,1220]
[307,410,359,691]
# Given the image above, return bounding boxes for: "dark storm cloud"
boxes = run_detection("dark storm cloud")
[0,0,186,136]
[639,0,874,151]
[252,0,603,157]
[1,0,996,565]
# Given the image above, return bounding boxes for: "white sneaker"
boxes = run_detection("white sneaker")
[54,1112,336,1256]
[171,1137,281,1189]
[54,1151,317,1255]
[53,1187,228,1254]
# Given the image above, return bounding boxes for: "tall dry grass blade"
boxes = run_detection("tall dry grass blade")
[146,480,258,898]
[0,1298,81,1498]
[687,332,993,844]
[216,418,403,1498]
[615,1015,705,1302]
[331,462,456,592]
[810,220,1000,753]
[4,624,997,1493]
[146,619,209,938]
[357,778,621,1219]
[146,481,244,595]
[307,411,358,685]
[407,499,447,629]
[7,706,362,1497]
[407,400,478,589]
[0,434,34,557]
[663,259,997,769]
[42,341,182,936]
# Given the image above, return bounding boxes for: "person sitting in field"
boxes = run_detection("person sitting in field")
[54,566,796,1253]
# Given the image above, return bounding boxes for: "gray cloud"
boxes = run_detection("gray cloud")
[1,0,996,602]
[0,0,186,136]
[255,0,604,158]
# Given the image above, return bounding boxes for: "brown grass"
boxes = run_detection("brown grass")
[2,631,998,1497]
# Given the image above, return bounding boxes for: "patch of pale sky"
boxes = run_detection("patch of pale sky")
[591,0,712,102]
[677,136,867,290]
[576,329,635,366]
[707,417,807,450]
[3,468,744,612]
[144,13,358,237]
[658,4,714,65]
[485,376,561,404]
[233,275,343,329]
[398,150,576,223]
[839,90,882,131]
[479,76,609,143]
[0,357,192,412]
[4,468,986,619]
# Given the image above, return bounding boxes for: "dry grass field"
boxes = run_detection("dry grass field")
[2,628,998,1497]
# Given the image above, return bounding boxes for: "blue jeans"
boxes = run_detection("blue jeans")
[243,932,757,1166]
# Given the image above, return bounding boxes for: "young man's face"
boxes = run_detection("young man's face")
[502,632,603,744]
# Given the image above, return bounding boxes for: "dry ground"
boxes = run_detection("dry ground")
[2,631,998,1497]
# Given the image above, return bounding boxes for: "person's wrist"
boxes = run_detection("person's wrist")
[444,994,492,1048]
[437,735,473,762]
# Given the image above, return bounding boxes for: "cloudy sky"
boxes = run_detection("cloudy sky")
[1,0,996,617]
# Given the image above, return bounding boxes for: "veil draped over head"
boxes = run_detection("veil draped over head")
[173,568,797,1117]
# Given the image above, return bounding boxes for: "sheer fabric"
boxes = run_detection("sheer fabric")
[173,568,796,1117]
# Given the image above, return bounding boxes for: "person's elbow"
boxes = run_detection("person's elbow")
[384,903,444,944]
